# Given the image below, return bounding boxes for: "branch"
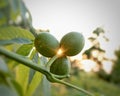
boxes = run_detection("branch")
[0,47,94,96]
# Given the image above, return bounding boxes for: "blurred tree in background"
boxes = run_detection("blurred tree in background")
[82,27,120,86]
[110,48,120,86]
[83,27,108,71]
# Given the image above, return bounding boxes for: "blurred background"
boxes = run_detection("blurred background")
[23,0,120,96]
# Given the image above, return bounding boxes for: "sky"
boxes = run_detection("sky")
[24,0,120,59]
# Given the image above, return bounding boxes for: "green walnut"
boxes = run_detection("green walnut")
[50,56,71,76]
[60,32,85,56]
[34,32,59,57]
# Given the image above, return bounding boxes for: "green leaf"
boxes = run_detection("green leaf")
[0,26,34,45]
[16,64,30,95]
[19,0,32,27]
[26,72,43,96]
[0,26,34,40]
[0,57,9,75]
[8,44,34,70]
[0,84,18,96]
[25,56,47,96]
[0,75,23,96]
[11,79,23,96]
[15,44,34,95]
[0,56,23,96]
[0,57,11,85]
[10,0,20,21]
[0,0,8,8]
[16,44,34,56]
[0,0,32,28]
[0,38,32,45]
[0,9,7,26]
[42,76,51,96]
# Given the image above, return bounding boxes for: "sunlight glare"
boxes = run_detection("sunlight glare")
[57,48,63,56]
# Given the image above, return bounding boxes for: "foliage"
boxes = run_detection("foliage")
[0,0,44,96]
[110,48,120,86]
[82,27,110,80]
[82,27,120,87]
[51,72,120,96]
[0,26,34,45]
[83,27,107,60]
